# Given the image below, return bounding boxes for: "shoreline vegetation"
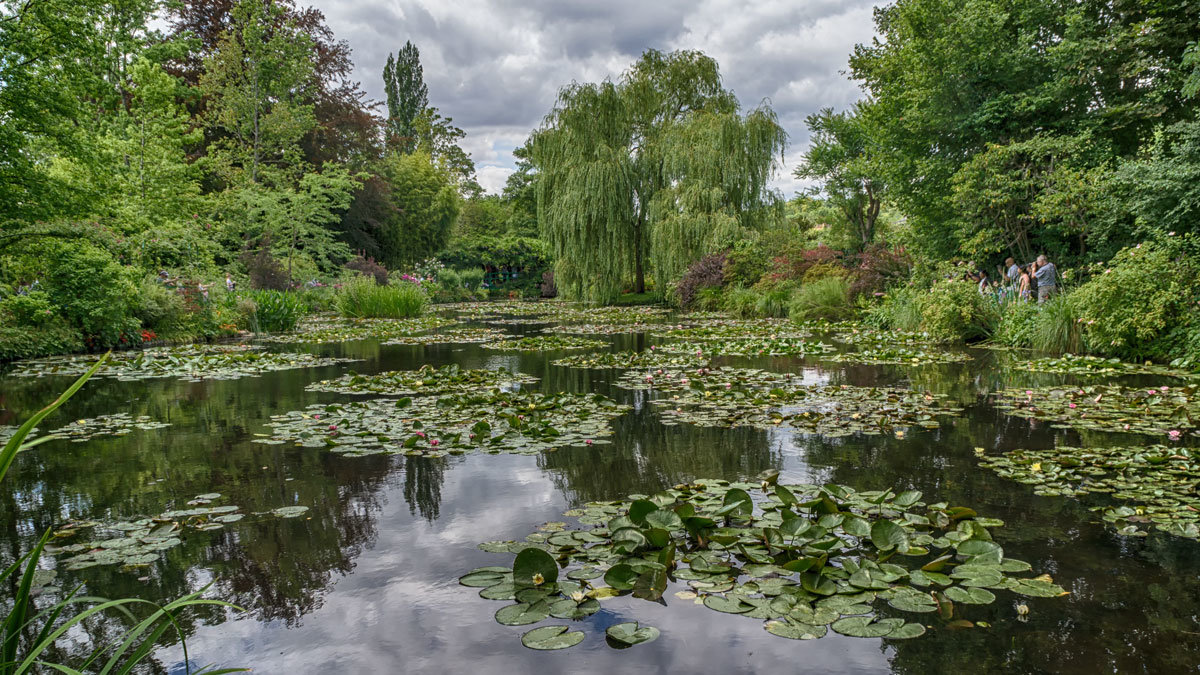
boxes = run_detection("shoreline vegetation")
[2,0,1200,669]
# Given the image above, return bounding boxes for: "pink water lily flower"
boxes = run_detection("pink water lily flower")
[328,424,337,431]
[430,439,440,446]
[585,439,593,445]
[1068,403,1077,409]
[415,431,426,438]
[1168,430,1182,441]
[1161,386,1170,392]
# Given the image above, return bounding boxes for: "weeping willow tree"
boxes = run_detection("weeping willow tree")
[650,107,786,284]
[532,49,785,302]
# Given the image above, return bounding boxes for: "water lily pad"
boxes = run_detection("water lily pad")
[765,619,828,640]
[483,335,606,352]
[496,600,552,626]
[272,506,310,518]
[10,344,358,381]
[605,622,660,646]
[520,625,585,650]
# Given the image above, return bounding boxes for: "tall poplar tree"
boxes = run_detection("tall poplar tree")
[382,41,427,154]
[532,49,785,301]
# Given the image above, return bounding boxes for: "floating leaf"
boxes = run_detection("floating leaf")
[605,622,660,647]
[520,625,585,651]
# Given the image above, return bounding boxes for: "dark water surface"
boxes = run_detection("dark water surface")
[2,319,1198,674]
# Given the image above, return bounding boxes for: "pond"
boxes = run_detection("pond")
[1,304,1198,674]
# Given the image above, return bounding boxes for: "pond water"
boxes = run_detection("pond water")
[1,309,1198,674]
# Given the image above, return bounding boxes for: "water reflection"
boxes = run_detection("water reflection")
[0,325,1197,673]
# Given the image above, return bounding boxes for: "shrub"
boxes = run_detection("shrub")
[244,290,308,332]
[133,278,188,333]
[1164,310,1200,372]
[993,300,1039,348]
[723,239,767,287]
[540,270,557,298]
[44,244,139,348]
[459,268,484,291]
[1031,293,1083,354]
[721,286,761,318]
[789,277,855,321]
[851,245,913,296]
[916,279,997,342]
[1072,241,1198,359]
[0,291,57,326]
[239,241,289,290]
[766,244,844,283]
[0,318,84,361]
[345,255,389,285]
[337,276,428,318]
[696,286,724,311]
[865,285,923,332]
[755,280,799,318]
[676,252,727,308]
[802,262,847,283]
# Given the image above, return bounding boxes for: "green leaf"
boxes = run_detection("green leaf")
[870,519,908,551]
[521,625,584,650]
[495,600,552,626]
[605,621,660,646]
[765,619,827,640]
[513,548,558,586]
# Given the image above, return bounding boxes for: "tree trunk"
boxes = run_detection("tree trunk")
[633,218,645,294]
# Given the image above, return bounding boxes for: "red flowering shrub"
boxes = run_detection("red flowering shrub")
[850,245,912,296]
[765,245,845,283]
[345,255,389,285]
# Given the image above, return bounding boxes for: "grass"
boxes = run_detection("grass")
[0,355,245,674]
[244,290,308,333]
[336,277,428,318]
[788,277,855,321]
[1031,293,1083,354]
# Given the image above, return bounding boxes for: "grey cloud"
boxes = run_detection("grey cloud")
[309,0,879,194]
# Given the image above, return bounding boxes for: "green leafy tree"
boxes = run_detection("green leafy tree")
[795,106,884,252]
[532,49,785,301]
[414,106,480,197]
[100,56,205,229]
[200,0,316,186]
[375,152,460,269]
[0,0,104,222]
[849,0,1200,260]
[222,166,361,281]
[382,40,428,154]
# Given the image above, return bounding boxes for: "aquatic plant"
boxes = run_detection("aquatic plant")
[8,345,357,381]
[306,364,537,396]
[482,335,607,352]
[826,346,971,366]
[380,327,510,345]
[992,384,1200,437]
[1012,353,1194,378]
[462,476,1066,650]
[552,350,707,370]
[256,315,459,344]
[656,338,832,357]
[257,390,630,458]
[978,444,1200,539]
[0,356,245,674]
[336,276,428,318]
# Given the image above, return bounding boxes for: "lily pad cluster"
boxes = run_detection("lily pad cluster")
[256,390,631,458]
[826,346,971,366]
[656,338,832,357]
[977,444,1200,539]
[257,316,459,344]
[8,345,355,381]
[992,385,1199,437]
[305,364,537,397]
[615,367,961,436]
[49,413,170,442]
[1013,354,1194,379]
[45,494,310,570]
[648,320,810,341]
[381,327,510,345]
[542,322,677,335]
[551,350,707,371]
[462,477,1066,650]
[834,329,933,347]
[482,335,608,352]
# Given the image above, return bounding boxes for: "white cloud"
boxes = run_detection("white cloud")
[309,0,879,195]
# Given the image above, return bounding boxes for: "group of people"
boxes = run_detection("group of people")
[963,255,1059,304]
[157,271,237,303]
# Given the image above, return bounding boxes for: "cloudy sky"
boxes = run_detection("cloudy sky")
[309,0,881,195]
